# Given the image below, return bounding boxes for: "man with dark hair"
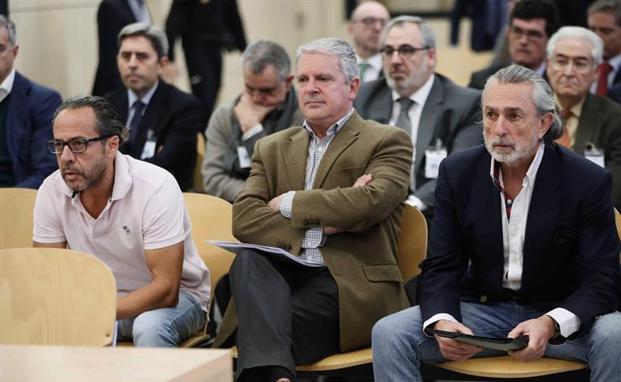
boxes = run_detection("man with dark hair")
[33,95,210,347]
[373,65,621,382]
[105,22,204,191]
[202,40,302,201]
[0,15,61,188]
[469,0,559,89]
[588,0,621,99]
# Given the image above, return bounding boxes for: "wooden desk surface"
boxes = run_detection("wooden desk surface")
[0,345,232,382]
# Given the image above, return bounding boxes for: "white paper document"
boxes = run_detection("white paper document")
[207,240,324,267]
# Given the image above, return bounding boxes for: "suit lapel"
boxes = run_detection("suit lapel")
[312,112,362,189]
[365,83,392,124]
[574,94,602,153]
[6,73,28,163]
[281,128,310,191]
[415,76,442,176]
[521,144,562,287]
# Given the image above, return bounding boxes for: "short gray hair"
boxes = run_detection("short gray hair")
[242,40,291,81]
[547,26,604,65]
[0,15,16,46]
[55,96,128,143]
[588,0,621,26]
[296,38,358,83]
[483,65,562,141]
[118,22,168,59]
[379,15,436,50]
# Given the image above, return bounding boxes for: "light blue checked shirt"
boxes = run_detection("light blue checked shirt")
[279,109,355,265]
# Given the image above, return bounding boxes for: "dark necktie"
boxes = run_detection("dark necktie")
[129,100,145,145]
[596,62,613,96]
[395,98,415,135]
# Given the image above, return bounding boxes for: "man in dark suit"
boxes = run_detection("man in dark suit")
[214,38,412,382]
[588,0,621,98]
[92,0,150,96]
[355,15,481,218]
[165,0,246,120]
[546,26,621,209]
[105,22,203,191]
[0,15,61,188]
[469,0,559,89]
[372,65,621,382]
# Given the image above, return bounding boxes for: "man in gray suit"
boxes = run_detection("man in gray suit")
[355,15,482,217]
[546,26,621,209]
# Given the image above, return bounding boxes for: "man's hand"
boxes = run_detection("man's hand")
[268,193,287,212]
[323,174,373,235]
[507,315,556,362]
[433,320,482,361]
[234,92,274,133]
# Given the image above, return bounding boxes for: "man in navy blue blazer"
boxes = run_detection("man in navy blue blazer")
[0,15,61,189]
[372,65,621,382]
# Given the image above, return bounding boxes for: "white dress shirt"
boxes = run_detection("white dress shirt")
[0,68,16,104]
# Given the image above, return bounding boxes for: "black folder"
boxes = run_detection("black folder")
[429,329,529,351]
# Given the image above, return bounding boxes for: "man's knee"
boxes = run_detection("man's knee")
[132,310,177,347]
[372,307,424,348]
[589,311,621,352]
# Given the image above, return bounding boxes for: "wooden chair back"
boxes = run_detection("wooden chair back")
[0,187,37,248]
[183,192,237,291]
[397,204,428,281]
[0,247,116,346]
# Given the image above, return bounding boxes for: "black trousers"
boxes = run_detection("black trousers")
[230,249,340,381]
[182,38,222,121]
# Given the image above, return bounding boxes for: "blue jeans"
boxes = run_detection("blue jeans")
[116,290,206,347]
[372,302,621,382]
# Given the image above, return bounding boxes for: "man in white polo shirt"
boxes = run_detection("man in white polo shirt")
[33,95,210,347]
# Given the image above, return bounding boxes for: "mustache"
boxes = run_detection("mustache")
[488,137,515,147]
[61,166,84,176]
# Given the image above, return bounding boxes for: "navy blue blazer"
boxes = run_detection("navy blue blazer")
[420,143,621,330]
[7,72,61,188]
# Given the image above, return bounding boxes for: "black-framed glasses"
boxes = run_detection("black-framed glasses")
[354,17,388,28]
[47,135,114,154]
[379,44,429,59]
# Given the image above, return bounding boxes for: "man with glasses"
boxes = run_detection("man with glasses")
[201,40,302,202]
[355,15,481,219]
[546,26,621,208]
[0,15,61,189]
[469,0,559,90]
[33,96,210,347]
[347,1,390,83]
[104,22,204,191]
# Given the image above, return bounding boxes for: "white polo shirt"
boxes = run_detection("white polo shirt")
[33,152,211,311]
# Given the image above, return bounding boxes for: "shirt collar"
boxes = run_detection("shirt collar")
[607,53,621,72]
[127,81,158,109]
[0,68,16,95]
[357,53,383,72]
[489,141,545,189]
[302,108,354,138]
[554,94,585,119]
[391,73,435,107]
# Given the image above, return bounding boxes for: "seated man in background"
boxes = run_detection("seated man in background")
[33,96,210,347]
[347,0,390,83]
[355,15,481,219]
[202,40,302,202]
[372,65,621,382]
[0,15,61,188]
[105,22,204,191]
[213,38,412,382]
[587,0,621,100]
[546,26,621,208]
[469,0,559,89]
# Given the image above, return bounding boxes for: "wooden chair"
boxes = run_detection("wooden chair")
[296,204,428,377]
[0,187,38,248]
[193,132,206,193]
[0,247,116,346]
[423,208,621,381]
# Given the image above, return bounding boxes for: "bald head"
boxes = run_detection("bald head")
[348,1,390,59]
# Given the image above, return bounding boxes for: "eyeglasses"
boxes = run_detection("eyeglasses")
[47,135,114,154]
[510,26,546,41]
[354,17,388,28]
[550,56,595,74]
[379,44,429,59]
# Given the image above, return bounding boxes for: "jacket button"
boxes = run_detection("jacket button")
[480,295,488,303]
